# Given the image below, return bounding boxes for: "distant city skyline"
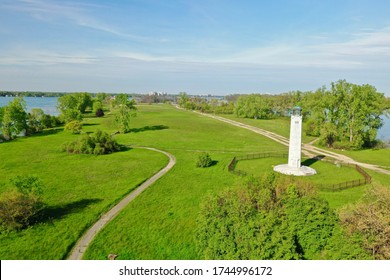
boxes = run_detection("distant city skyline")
[1,0,390,96]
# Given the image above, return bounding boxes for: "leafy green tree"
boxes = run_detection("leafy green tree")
[196,174,366,260]
[74,93,93,113]
[0,175,44,231]
[234,94,273,119]
[303,80,386,149]
[27,108,46,133]
[178,92,189,107]
[57,93,92,123]
[64,120,83,134]
[0,97,28,140]
[114,99,137,133]
[92,100,103,114]
[339,185,390,259]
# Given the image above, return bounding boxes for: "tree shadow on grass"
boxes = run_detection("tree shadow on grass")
[128,125,169,133]
[210,160,219,167]
[302,155,325,166]
[33,198,103,224]
[29,128,63,138]
[82,123,99,127]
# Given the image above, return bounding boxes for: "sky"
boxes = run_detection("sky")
[1,0,390,95]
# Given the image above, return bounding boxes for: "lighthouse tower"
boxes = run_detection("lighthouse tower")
[273,107,316,176]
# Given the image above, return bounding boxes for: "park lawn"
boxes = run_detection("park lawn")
[217,114,317,143]
[323,147,390,169]
[0,120,168,259]
[84,104,288,259]
[235,157,363,185]
[235,157,369,209]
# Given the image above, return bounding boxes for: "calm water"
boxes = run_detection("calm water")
[0,96,59,116]
[0,96,389,140]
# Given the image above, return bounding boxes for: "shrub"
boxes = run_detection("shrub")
[196,153,213,168]
[0,175,44,231]
[62,130,120,155]
[95,108,104,117]
[196,173,367,260]
[64,120,82,134]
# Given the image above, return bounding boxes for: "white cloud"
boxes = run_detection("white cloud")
[217,26,390,69]
[0,49,98,65]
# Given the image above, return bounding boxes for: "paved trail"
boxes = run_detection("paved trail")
[68,147,176,260]
[195,111,390,175]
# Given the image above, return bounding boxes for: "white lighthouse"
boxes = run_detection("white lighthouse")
[273,107,316,176]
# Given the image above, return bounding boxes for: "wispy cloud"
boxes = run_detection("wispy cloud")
[0,49,98,65]
[2,0,163,42]
[218,26,390,69]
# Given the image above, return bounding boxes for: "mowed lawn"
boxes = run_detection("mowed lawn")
[84,104,288,259]
[0,120,168,259]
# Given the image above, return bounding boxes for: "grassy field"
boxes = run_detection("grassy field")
[217,114,317,143]
[1,104,389,259]
[235,157,369,209]
[315,146,390,169]
[84,105,389,260]
[0,122,168,259]
[83,105,288,259]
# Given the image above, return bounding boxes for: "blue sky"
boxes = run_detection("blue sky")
[1,0,390,95]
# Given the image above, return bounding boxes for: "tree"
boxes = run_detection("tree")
[303,80,387,149]
[57,94,82,123]
[57,93,92,123]
[92,100,103,114]
[64,120,83,134]
[196,153,213,168]
[196,174,367,260]
[339,185,390,259]
[0,97,28,140]
[178,92,189,107]
[114,98,137,133]
[234,94,273,119]
[27,108,46,133]
[0,175,44,231]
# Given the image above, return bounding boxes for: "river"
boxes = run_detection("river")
[0,96,389,140]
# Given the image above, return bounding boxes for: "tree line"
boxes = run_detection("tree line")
[178,80,390,150]
[0,92,137,142]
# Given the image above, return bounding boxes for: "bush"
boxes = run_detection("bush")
[0,175,44,231]
[95,108,104,117]
[62,130,120,155]
[64,120,82,134]
[196,174,368,260]
[196,153,213,168]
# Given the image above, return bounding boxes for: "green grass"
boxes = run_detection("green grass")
[0,123,168,259]
[316,146,390,169]
[236,157,362,185]
[83,105,288,259]
[235,157,368,209]
[217,114,317,143]
[1,104,389,259]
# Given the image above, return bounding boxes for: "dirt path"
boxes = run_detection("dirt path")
[67,147,176,260]
[194,111,390,175]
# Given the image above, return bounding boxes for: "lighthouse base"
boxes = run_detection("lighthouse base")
[273,164,317,176]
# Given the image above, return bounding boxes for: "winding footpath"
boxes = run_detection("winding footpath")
[68,147,176,260]
[196,111,390,175]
